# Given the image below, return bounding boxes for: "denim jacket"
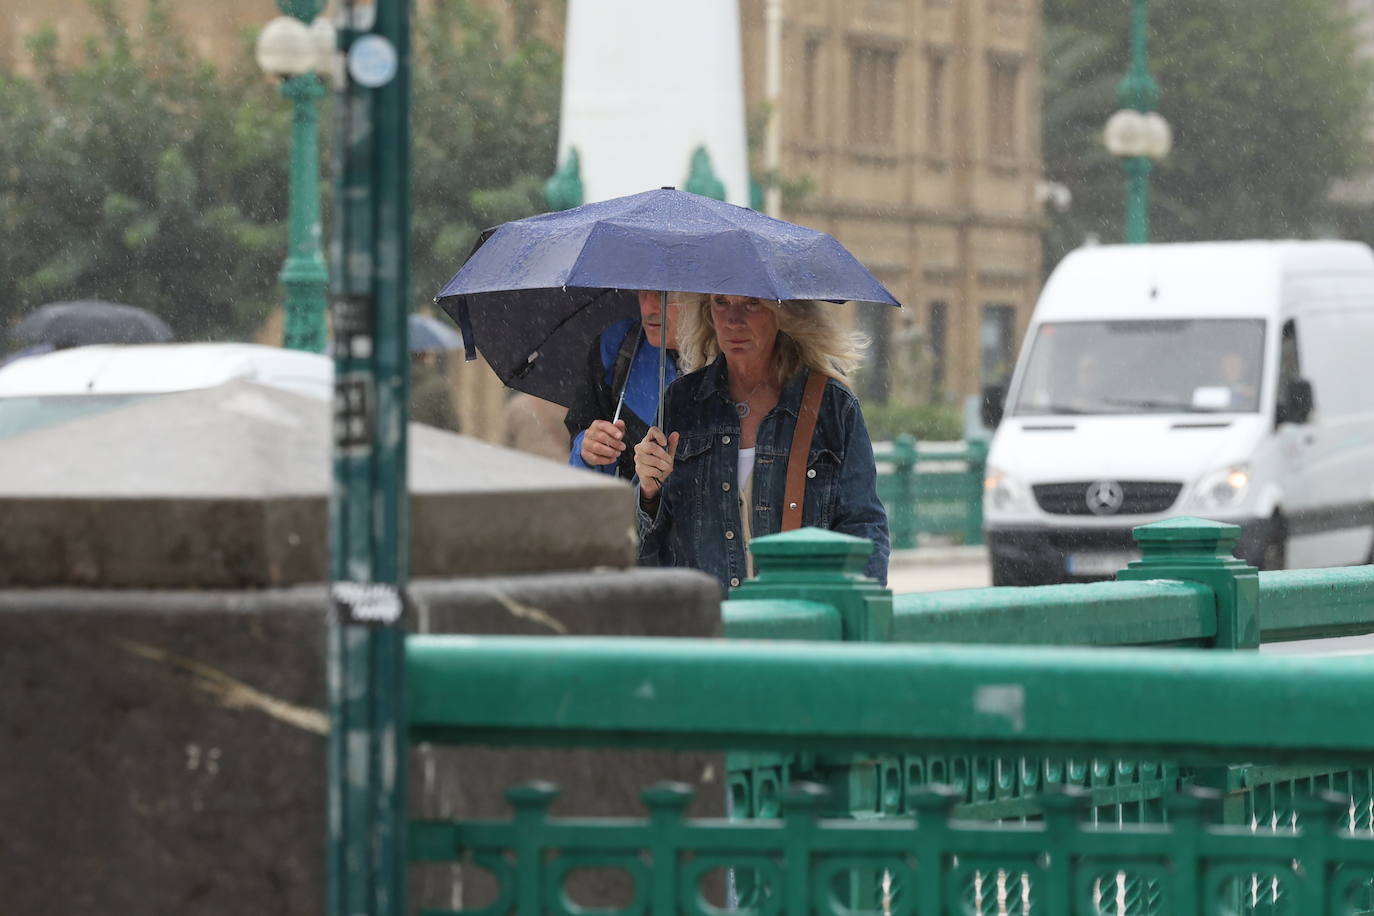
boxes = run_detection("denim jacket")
[636,357,890,592]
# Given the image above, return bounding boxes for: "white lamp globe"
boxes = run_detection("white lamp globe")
[1141,111,1173,160]
[256,16,317,77]
[309,17,337,72]
[1103,108,1149,158]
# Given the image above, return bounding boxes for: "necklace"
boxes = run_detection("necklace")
[730,378,771,419]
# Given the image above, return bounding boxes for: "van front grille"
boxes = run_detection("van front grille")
[1033,481,1183,516]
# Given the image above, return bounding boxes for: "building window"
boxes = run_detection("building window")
[849,45,898,146]
[802,38,822,135]
[928,301,948,396]
[926,53,946,155]
[980,304,1016,385]
[988,58,1019,157]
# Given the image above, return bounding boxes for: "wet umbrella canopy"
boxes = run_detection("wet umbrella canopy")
[435,188,901,411]
[13,301,174,348]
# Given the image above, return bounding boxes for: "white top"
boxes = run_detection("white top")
[737,447,756,491]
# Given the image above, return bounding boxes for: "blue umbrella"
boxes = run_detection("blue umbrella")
[408,313,464,353]
[435,188,901,416]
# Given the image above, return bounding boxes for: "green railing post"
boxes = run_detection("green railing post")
[731,528,892,643]
[891,434,918,549]
[963,438,987,546]
[1115,519,1257,813]
[326,1,411,914]
[874,436,918,549]
[1116,517,1259,650]
[729,528,893,841]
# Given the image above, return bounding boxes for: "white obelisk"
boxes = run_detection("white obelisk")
[555,0,751,207]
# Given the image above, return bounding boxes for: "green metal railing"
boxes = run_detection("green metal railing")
[721,518,1374,914]
[873,436,987,548]
[403,636,1374,915]
[330,515,1374,912]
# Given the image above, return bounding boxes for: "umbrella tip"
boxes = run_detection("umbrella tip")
[660,185,675,191]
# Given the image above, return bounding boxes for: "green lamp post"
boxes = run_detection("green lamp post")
[1103,0,1172,244]
[255,2,334,352]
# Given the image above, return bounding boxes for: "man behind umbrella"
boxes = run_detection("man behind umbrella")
[565,291,683,479]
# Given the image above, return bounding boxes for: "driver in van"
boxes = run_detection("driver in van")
[1217,350,1257,409]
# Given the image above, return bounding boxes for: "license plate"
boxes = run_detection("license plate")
[1065,551,1137,576]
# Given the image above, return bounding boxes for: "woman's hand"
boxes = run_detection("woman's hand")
[634,426,680,499]
[579,419,626,466]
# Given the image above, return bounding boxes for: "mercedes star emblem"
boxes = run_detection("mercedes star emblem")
[1085,480,1125,515]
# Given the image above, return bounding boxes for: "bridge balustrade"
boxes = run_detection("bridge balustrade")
[722,517,1374,913]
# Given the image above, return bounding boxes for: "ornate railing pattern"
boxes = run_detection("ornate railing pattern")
[398,630,1374,915]
[412,779,1374,916]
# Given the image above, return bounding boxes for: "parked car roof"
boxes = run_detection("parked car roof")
[0,342,333,399]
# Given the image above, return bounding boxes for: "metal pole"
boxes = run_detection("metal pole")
[1122,155,1153,245]
[280,72,329,352]
[327,0,411,913]
[1118,0,1159,244]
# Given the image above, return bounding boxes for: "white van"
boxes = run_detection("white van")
[981,240,1374,585]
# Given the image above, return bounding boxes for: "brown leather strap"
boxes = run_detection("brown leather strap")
[782,371,829,531]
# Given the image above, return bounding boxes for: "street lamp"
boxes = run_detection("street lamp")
[256,4,336,352]
[1102,0,1171,244]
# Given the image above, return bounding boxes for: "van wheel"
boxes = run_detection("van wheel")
[1261,517,1287,571]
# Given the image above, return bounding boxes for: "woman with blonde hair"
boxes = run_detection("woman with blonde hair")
[634,293,889,592]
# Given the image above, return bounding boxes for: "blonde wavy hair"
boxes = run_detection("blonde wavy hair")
[672,293,868,385]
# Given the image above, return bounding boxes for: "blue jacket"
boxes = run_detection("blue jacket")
[637,357,890,592]
[567,318,680,478]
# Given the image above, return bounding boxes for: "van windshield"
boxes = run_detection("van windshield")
[1011,319,1266,416]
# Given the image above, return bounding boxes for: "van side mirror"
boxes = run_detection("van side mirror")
[1277,378,1314,425]
[980,384,1007,429]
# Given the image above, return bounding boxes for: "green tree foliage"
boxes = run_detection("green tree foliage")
[410,0,561,301]
[1043,0,1373,267]
[1,0,562,341]
[0,0,291,340]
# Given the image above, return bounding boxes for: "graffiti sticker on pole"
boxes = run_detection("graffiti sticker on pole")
[332,581,404,625]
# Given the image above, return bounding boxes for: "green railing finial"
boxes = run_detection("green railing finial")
[1118,517,1259,649]
[730,528,892,643]
[684,145,727,201]
[544,147,584,212]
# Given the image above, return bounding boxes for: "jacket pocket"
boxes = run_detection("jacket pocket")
[803,446,843,526]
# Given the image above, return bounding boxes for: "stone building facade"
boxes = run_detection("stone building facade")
[739,0,1043,403]
[3,0,1043,410]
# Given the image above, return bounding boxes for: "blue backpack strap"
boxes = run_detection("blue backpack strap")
[608,323,644,407]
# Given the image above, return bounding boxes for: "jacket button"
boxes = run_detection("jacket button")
[730,577,741,588]
[789,502,798,510]
[722,435,731,444]
[725,530,736,540]
[722,482,731,492]
[807,468,817,479]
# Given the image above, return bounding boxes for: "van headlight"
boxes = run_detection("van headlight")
[1190,464,1250,513]
[984,466,1031,514]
